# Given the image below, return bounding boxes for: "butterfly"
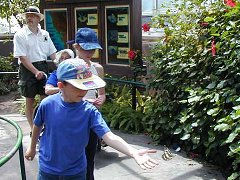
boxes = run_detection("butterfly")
[162,145,175,161]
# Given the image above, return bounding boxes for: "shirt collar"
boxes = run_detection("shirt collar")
[24,25,42,35]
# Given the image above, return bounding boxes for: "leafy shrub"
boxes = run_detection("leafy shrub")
[101,81,146,134]
[0,54,18,95]
[143,0,240,179]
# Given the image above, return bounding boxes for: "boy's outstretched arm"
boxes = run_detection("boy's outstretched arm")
[25,125,42,161]
[102,131,159,169]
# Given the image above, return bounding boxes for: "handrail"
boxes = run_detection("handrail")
[104,77,146,87]
[0,116,26,180]
[104,77,146,110]
[0,72,18,74]
[0,73,146,110]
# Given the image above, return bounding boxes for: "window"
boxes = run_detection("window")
[142,0,173,16]
[44,9,68,51]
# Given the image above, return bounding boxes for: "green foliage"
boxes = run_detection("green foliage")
[101,82,146,134]
[0,55,18,95]
[143,0,240,179]
[17,94,41,115]
[0,54,16,71]
[0,0,39,28]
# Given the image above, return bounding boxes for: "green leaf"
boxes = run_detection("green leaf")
[231,110,240,120]
[191,135,200,144]
[207,108,219,116]
[181,134,190,140]
[229,143,240,156]
[227,172,240,180]
[217,80,227,89]
[191,122,199,127]
[214,124,231,131]
[232,106,240,110]
[210,33,220,37]
[173,128,182,134]
[188,96,201,103]
[226,132,238,143]
[204,17,215,22]
[206,82,216,89]
[180,114,190,123]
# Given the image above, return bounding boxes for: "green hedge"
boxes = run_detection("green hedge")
[142,1,240,179]
[0,55,18,95]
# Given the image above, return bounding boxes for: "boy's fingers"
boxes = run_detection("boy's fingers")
[146,149,157,154]
[149,158,159,165]
[138,149,157,156]
[25,155,33,161]
[143,162,152,169]
[25,157,30,161]
[146,159,158,167]
[139,163,147,170]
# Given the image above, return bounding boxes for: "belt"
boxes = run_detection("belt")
[32,61,46,65]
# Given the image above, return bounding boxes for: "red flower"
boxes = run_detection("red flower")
[211,38,216,57]
[199,22,209,27]
[142,23,151,32]
[128,50,137,60]
[224,0,236,7]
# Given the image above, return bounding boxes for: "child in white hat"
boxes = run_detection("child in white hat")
[45,49,74,95]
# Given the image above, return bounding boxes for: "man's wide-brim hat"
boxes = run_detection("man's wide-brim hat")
[21,6,44,21]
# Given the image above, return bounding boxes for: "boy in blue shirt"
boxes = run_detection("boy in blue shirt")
[25,59,158,179]
[45,28,106,180]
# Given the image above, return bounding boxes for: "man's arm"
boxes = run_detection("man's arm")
[102,131,159,169]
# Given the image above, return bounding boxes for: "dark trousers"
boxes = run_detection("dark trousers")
[38,169,86,180]
[18,61,48,98]
[85,130,98,180]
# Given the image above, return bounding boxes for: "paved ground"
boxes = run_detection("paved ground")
[0,113,225,180]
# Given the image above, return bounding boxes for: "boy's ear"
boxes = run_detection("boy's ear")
[57,82,64,89]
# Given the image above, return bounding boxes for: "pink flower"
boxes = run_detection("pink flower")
[212,38,216,57]
[224,0,236,7]
[142,23,151,32]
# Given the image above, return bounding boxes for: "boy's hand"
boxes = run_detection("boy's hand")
[25,147,36,161]
[93,94,106,108]
[132,149,159,169]
[85,95,106,109]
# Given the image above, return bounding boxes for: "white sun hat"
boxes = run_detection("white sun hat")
[54,49,75,65]
[21,6,44,21]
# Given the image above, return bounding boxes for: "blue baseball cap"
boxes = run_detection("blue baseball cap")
[57,59,106,90]
[75,28,102,50]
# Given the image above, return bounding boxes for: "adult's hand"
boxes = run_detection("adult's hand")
[35,71,47,80]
